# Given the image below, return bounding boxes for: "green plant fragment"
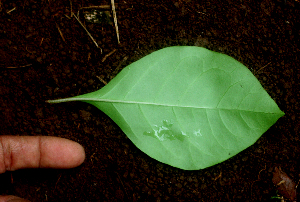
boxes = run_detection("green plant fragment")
[48,46,284,170]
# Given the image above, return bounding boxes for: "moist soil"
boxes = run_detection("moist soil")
[0,0,299,201]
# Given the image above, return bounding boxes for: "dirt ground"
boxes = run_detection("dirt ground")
[0,0,299,201]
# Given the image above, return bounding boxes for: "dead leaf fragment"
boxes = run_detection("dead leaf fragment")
[272,167,297,202]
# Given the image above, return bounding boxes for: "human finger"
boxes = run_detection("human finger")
[0,136,85,173]
[0,195,30,202]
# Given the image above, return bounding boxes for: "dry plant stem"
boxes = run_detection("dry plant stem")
[111,0,120,44]
[6,64,32,69]
[80,5,113,10]
[96,76,108,85]
[7,7,16,14]
[197,11,208,16]
[111,56,128,78]
[69,0,73,17]
[213,172,222,181]
[102,49,117,62]
[64,14,71,19]
[40,38,44,46]
[255,62,271,74]
[56,22,66,42]
[72,12,103,53]
[54,174,62,191]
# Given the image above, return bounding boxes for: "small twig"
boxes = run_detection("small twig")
[255,62,271,74]
[213,172,222,181]
[40,38,44,46]
[111,0,120,44]
[69,0,73,17]
[277,180,286,186]
[257,164,267,180]
[56,22,66,42]
[72,12,103,53]
[87,52,91,61]
[80,5,113,10]
[6,64,32,69]
[64,14,71,19]
[102,48,117,62]
[111,56,128,77]
[53,173,62,193]
[7,7,16,14]
[115,171,130,201]
[96,76,108,85]
[25,46,35,54]
[250,164,267,198]
[296,179,300,189]
[196,11,208,16]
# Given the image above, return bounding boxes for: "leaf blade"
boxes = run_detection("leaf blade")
[49,46,284,170]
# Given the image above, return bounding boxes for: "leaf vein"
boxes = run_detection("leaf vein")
[205,109,227,151]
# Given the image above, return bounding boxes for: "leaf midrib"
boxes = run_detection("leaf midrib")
[48,97,282,114]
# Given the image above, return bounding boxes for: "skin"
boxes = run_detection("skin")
[0,136,86,202]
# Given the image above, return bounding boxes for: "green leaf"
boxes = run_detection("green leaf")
[48,46,284,170]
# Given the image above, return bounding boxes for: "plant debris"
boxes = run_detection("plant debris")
[272,167,297,202]
[83,9,112,24]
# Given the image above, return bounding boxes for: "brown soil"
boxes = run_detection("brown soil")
[0,0,299,201]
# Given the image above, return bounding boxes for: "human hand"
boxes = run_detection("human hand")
[0,135,85,202]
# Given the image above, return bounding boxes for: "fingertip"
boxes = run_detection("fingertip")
[0,136,86,172]
[64,139,86,167]
[40,137,86,169]
[69,140,86,167]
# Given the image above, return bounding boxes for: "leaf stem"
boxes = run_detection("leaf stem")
[46,98,83,103]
